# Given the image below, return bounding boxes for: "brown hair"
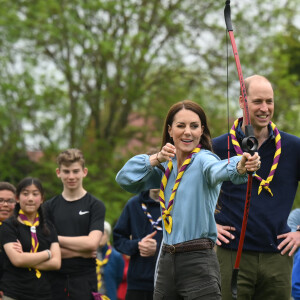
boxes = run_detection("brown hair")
[161,100,212,151]
[0,182,16,195]
[56,148,85,169]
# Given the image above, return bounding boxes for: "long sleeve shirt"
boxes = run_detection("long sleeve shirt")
[113,191,162,291]
[116,149,247,245]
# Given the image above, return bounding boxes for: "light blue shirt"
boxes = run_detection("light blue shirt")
[288,208,300,232]
[116,149,248,245]
[288,209,300,299]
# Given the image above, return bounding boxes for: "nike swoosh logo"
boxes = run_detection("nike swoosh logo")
[79,210,90,215]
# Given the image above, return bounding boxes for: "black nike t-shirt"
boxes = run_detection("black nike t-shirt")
[43,193,105,274]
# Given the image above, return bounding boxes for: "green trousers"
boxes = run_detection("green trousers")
[217,246,293,300]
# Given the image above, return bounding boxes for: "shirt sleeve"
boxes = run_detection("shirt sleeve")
[89,199,106,233]
[116,252,125,287]
[48,221,59,243]
[202,152,248,187]
[288,209,300,232]
[42,199,53,224]
[116,154,163,193]
[1,221,18,245]
[113,203,140,256]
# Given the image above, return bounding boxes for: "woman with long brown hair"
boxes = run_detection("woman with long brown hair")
[116,100,260,300]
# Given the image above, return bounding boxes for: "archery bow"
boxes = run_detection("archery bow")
[224,1,258,299]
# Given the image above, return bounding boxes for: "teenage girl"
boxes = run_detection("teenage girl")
[0,177,61,300]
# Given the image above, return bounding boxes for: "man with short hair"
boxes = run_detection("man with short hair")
[44,148,106,300]
[213,75,300,299]
[0,182,16,225]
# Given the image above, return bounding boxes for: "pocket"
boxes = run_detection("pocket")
[153,290,165,300]
[187,281,221,300]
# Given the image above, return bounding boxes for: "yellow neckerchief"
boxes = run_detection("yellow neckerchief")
[158,145,201,233]
[230,118,281,196]
[96,242,112,297]
[18,209,41,278]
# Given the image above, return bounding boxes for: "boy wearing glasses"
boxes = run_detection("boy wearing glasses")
[0,182,16,300]
[0,182,16,225]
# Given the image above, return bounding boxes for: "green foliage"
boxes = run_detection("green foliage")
[0,0,300,219]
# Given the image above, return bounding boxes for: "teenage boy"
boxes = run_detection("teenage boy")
[0,182,16,300]
[44,148,105,300]
[0,182,16,225]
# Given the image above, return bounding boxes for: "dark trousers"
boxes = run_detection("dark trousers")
[126,290,153,300]
[50,271,97,300]
[154,249,221,300]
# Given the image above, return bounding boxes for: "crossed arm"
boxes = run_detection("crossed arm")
[58,230,102,259]
[4,240,61,270]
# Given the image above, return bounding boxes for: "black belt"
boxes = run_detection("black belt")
[162,238,214,254]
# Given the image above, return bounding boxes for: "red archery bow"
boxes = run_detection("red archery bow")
[224,1,258,299]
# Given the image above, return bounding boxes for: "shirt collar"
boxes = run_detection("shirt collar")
[236,119,275,143]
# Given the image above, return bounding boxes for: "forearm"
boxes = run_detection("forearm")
[204,155,243,186]
[59,236,97,252]
[34,255,60,270]
[114,236,140,256]
[6,249,49,268]
[226,156,248,184]
[58,230,102,252]
[34,243,61,270]
[60,247,82,258]
[60,247,95,259]
[116,154,161,193]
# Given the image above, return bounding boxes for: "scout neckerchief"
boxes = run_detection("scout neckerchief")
[18,209,41,278]
[92,292,110,300]
[96,243,112,300]
[230,117,281,196]
[141,203,162,231]
[159,144,201,234]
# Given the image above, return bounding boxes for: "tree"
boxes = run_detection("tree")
[0,0,300,220]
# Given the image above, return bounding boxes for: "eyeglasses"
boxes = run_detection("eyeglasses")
[0,198,16,206]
